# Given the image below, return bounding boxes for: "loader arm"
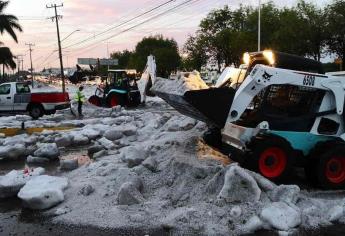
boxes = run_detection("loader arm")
[226,65,345,124]
[137,55,157,103]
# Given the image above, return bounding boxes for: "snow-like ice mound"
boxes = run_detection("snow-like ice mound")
[0,144,26,160]
[18,175,69,210]
[260,202,301,231]
[218,164,261,203]
[34,143,60,160]
[152,71,209,95]
[0,168,45,198]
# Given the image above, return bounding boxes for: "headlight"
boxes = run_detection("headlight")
[263,50,275,65]
[243,52,250,65]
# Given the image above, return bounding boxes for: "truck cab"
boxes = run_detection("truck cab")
[0,82,70,119]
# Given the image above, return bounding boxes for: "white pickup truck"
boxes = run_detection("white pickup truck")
[0,82,70,119]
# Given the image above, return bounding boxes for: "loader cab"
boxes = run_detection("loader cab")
[236,84,326,132]
[219,50,324,90]
[235,51,327,131]
[243,50,324,75]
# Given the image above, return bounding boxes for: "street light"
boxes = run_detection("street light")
[61,29,81,42]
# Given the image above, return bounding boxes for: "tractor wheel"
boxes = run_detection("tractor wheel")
[246,137,293,183]
[107,93,121,108]
[316,145,345,189]
[88,95,101,107]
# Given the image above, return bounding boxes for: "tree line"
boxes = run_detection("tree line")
[113,0,345,76]
[183,0,345,71]
[110,35,180,78]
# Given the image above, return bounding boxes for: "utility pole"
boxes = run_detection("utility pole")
[15,54,24,78]
[107,42,110,71]
[21,57,24,72]
[25,43,35,86]
[258,0,261,52]
[47,3,65,93]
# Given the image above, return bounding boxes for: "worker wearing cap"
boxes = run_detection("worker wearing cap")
[75,86,85,117]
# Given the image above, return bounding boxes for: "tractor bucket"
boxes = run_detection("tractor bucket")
[154,87,236,128]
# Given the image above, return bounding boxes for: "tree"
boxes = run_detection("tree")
[0,1,22,76]
[0,1,22,42]
[0,46,15,68]
[271,7,308,55]
[295,0,328,61]
[246,2,281,50]
[326,0,345,68]
[110,50,134,69]
[184,5,257,70]
[129,35,180,77]
[182,35,207,70]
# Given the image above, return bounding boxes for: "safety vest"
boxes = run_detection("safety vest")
[75,90,85,102]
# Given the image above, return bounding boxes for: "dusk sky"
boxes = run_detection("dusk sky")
[2,0,330,71]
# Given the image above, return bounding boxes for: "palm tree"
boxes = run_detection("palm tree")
[0,0,22,76]
[0,46,15,68]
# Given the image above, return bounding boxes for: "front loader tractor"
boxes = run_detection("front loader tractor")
[88,69,141,108]
[153,50,345,189]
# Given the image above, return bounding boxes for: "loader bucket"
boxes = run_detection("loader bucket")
[154,87,236,128]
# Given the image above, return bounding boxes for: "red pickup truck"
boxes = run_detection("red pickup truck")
[0,82,70,119]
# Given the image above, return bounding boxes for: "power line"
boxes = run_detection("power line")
[40,0,213,69]
[37,0,198,67]
[62,0,177,50]
[65,0,200,58]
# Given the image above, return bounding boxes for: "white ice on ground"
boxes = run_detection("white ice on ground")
[260,202,301,231]
[242,215,265,234]
[327,205,344,222]
[269,184,300,204]
[0,144,26,160]
[97,137,115,150]
[152,71,209,95]
[120,146,148,168]
[26,155,50,164]
[34,143,60,160]
[60,159,79,171]
[0,167,45,198]
[0,84,345,235]
[218,164,261,203]
[18,175,69,210]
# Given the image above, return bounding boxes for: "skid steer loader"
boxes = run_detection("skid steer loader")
[147,51,345,189]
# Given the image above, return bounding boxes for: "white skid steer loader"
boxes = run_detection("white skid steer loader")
[150,51,345,189]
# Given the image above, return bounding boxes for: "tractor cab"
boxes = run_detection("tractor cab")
[89,69,141,108]
[105,69,138,93]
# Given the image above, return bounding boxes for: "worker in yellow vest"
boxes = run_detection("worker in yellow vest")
[75,86,85,117]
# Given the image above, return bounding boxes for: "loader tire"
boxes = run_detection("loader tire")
[304,141,333,186]
[247,136,293,183]
[316,145,345,189]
